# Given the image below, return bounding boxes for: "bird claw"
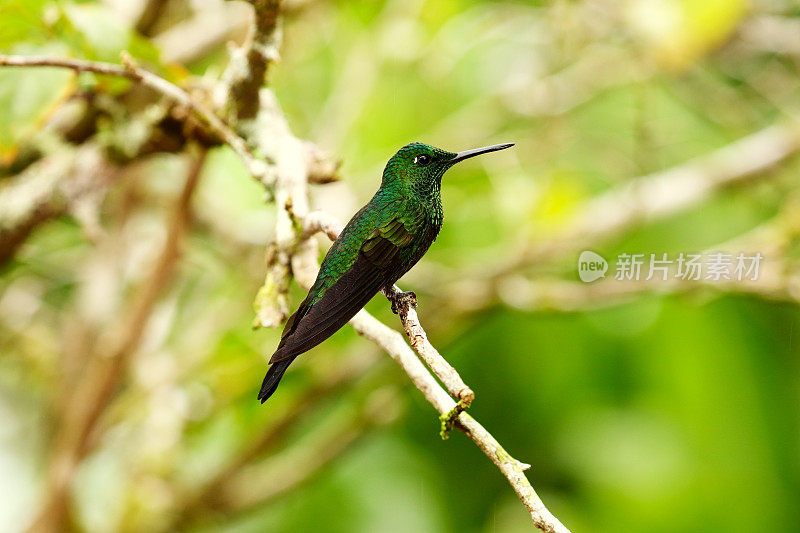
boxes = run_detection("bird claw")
[390,290,417,315]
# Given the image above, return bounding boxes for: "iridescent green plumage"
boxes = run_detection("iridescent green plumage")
[258,141,513,402]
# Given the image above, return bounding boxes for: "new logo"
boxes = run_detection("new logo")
[578,251,608,283]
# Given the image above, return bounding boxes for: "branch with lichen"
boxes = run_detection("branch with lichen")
[384,284,475,423]
[0,52,337,267]
[250,90,336,327]
[223,0,282,120]
[0,53,271,185]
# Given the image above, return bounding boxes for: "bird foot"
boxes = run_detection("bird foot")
[390,290,417,315]
[439,400,469,440]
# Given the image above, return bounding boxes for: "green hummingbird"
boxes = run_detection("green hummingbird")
[258,141,514,402]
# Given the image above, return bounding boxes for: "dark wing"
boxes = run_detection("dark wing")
[268,217,414,364]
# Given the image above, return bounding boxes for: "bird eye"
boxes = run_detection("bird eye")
[414,154,431,166]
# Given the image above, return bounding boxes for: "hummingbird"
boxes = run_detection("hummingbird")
[258,141,514,403]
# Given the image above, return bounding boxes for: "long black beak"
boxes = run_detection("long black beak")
[450,142,514,164]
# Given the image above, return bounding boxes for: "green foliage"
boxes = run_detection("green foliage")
[0,44,72,151]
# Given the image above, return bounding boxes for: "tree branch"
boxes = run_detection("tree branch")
[223,0,282,120]
[0,54,271,185]
[251,90,321,328]
[0,144,114,265]
[301,219,569,533]
[348,310,569,533]
[383,284,474,434]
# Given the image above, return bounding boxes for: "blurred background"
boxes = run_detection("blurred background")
[1,0,800,531]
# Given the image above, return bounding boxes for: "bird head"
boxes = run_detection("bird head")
[382,142,514,197]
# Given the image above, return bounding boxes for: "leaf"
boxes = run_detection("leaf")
[626,0,749,69]
[0,45,73,152]
[63,4,131,62]
[0,0,50,50]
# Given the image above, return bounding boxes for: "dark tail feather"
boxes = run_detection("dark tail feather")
[258,358,294,403]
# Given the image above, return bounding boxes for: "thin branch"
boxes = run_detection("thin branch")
[0,54,130,76]
[302,218,568,533]
[0,54,271,185]
[570,122,800,243]
[349,310,569,533]
[492,206,800,313]
[152,3,252,65]
[385,284,475,409]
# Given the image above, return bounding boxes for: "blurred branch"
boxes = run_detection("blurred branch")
[173,349,379,523]
[27,152,206,533]
[134,0,170,36]
[495,203,800,313]
[0,144,114,265]
[493,274,793,314]
[152,3,252,65]
[502,45,650,118]
[205,387,402,514]
[490,121,800,279]
[739,16,800,56]
[222,0,282,120]
[0,54,271,185]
